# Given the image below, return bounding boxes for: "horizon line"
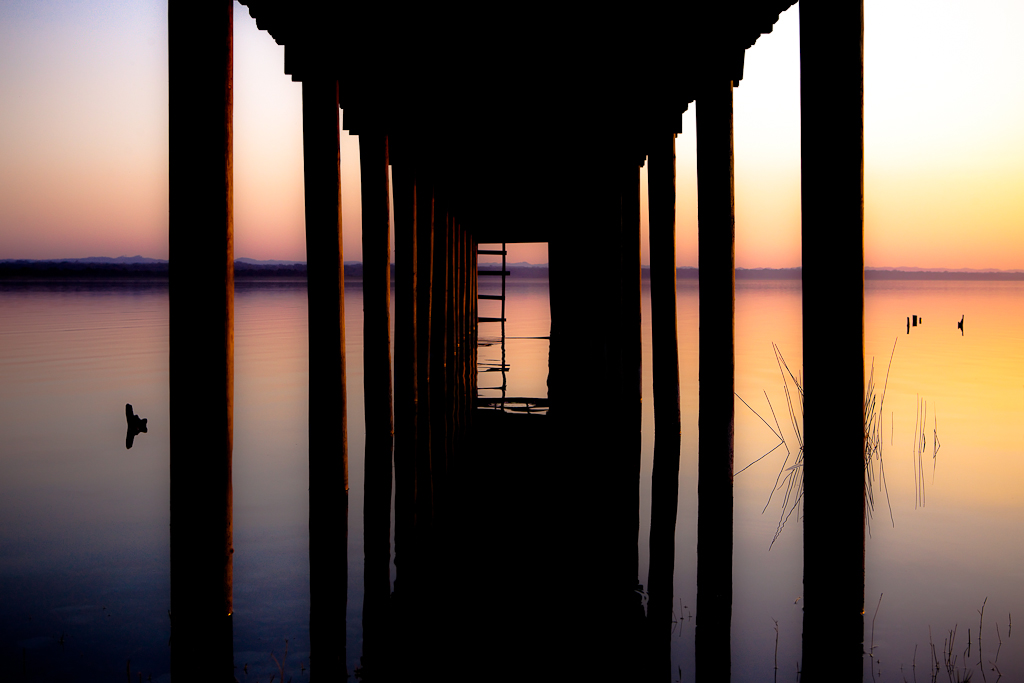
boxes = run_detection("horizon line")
[5,256,1024,273]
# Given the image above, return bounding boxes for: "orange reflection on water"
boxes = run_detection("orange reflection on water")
[866,280,1024,513]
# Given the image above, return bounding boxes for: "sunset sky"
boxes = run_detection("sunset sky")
[1,0,1023,269]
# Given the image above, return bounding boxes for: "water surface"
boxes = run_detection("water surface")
[1,278,1022,681]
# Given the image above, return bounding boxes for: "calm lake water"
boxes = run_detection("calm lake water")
[1,278,1022,681]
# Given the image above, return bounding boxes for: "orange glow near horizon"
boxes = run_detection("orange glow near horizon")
[1,1,1023,269]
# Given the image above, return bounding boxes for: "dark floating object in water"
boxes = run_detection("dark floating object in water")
[125,403,148,449]
[958,315,964,336]
[913,315,918,326]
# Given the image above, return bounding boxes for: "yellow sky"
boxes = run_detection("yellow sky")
[1,1,1023,268]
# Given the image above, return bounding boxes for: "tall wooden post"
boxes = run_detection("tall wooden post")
[450,218,463,457]
[800,2,866,679]
[546,150,640,679]
[621,154,646,669]
[414,169,435,540]
[429,189,449,522]
[359,132,393,678]
[696,77,736,681]
[391,159,417,620]
[621,155,644,605]
[167,2,235,678]
[302,76,347,679]
[445,212,459,471]
[647,132,682,682]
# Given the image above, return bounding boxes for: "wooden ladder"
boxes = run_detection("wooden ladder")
[477,243,509,408]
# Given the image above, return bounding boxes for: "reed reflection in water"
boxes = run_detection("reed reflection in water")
[1,278,1024,680]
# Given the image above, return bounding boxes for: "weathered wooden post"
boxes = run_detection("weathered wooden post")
[167,2,235,678]
[800,1,865,679]
[429,188,449,518]
[359,131,393,678]
[450,218,463,455]
[646,131,682,682]
[414,168,435,540]
[391,156,417,622]
[301,75,348,678]
[621,153,644,621]
[622,152,646,668]
[545,147,642,678]
[445,212,459,472]
[696,75,736,681]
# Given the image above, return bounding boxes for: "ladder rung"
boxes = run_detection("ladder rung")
[478,317,506,323]
[477,249,507,255]
[478,270,510,276]
[477,294,504,300]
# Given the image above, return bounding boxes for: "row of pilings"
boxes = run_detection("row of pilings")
[167,0,865,680]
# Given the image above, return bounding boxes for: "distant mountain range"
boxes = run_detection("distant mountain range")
[4,258,1024,281]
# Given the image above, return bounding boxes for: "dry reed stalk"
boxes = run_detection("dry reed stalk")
[736,338,898,547]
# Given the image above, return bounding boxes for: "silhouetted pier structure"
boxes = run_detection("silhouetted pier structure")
[167,2,864,681]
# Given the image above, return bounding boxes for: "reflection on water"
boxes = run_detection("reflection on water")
[1,279,1024,680]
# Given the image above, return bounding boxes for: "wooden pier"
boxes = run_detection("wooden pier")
[167,2,865,680]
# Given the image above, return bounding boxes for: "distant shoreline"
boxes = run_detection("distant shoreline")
[4,261,1024,281]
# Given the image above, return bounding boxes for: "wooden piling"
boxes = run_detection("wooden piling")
[647,132,682,682]
[800,1,866,679]
[392,157,416,602]
[301,76,347,679]
[429,189,449,521]
[359,131,393,678]
[167,2,235,678]
[695,76,736,681]
[414,169,435,538]
[544,151,641,679]
[446,211,458,472]
[621,155,644,604]
[451,218,464,456]
[621,154,646,669]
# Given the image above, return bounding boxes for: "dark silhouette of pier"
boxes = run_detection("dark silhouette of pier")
[167,2,865,680]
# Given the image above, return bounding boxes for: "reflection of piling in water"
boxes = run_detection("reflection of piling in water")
[696,74,737,681]
[301,73,349,677]
[359,132,393,679]
[800,1,866,679]
[646,132,683,682]
[167,2,235,677]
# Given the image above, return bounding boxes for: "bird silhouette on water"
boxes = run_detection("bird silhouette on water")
[126,403,148,449]
[958,315,964,336]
